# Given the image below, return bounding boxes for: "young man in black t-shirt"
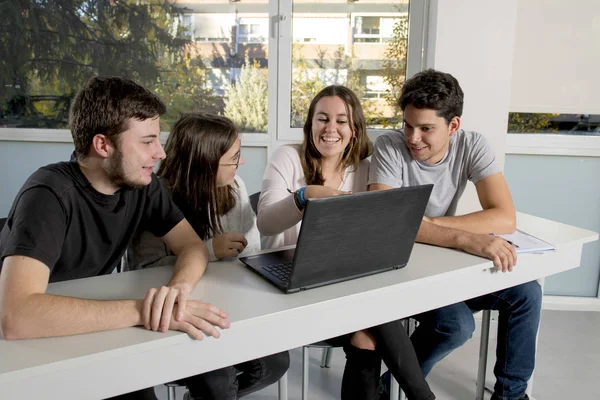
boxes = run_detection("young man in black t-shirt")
[0,77,230,398]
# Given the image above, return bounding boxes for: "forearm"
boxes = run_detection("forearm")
[416,220,468,250]
[430,208,516,235]
[1,294,142,339]
[169,242,208,287]
[257,195,303,236]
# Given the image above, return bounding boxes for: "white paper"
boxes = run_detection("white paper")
[497,230,556,254]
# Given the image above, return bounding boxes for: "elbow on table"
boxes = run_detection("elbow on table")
[0,309,36,340]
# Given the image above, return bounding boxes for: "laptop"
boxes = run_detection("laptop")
[239,184,433,293]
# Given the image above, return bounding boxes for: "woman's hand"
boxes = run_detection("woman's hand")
[212,232,248,259]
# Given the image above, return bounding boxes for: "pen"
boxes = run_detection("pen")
[491,233,519,248]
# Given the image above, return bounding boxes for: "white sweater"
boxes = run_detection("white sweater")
[128,176,261,270]
[257,145,370,250]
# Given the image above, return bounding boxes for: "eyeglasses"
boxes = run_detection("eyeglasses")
[219,153,241,170]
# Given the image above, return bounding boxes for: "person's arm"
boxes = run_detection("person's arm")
[0,255,142,339]
[426,173,516,234]
[369,183,517,272]
[256,147,305,236]
[142,218,215,332]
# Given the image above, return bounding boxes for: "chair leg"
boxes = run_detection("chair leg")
[167,386,177,400]
[476,310,492,400]
[278,372,288,400]
[302,346,310,400]
[321,347,333,368]
[392,375,401,400]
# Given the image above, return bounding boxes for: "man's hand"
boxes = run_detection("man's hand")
[350,329,377,350]
[212,232,248,259]
[168,301,230,340]
[142,283,194,332]
[458,233,517,272]
[305,185,350,199]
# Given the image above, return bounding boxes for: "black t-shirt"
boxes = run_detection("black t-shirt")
[0,156,184,283]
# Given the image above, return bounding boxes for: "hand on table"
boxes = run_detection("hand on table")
[459,232,517,272]
[142,283,230,339]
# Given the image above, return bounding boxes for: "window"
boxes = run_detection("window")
[0,0,422,139]
[508,113,600,136]
[284,4,411,135]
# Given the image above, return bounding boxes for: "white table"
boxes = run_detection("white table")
[0,213,597,399]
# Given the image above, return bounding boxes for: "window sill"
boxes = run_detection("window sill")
[506,133,600,157]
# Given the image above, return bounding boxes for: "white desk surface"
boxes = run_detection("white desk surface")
[0,213,597,399]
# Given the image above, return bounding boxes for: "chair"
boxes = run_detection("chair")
[165,373,288,400]
[249,191,260,215]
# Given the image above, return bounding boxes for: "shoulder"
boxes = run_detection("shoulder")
[454,129,490,149]
[17,162,81,210]
[374,130,405,148]
[233,175,250,198]
[271,144,301,164]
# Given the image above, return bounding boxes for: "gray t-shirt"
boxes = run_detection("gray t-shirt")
[368,129,501,217]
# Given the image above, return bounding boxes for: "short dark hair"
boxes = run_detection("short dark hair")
[69,76,166,159]
[399,69,464,123]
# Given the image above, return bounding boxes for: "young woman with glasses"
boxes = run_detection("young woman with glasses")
[128,112,289,400]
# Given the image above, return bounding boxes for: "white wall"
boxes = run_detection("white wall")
[510,0,600,114]
[426,0,519,214]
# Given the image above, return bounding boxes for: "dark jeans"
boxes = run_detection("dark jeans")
[183,351,290,400]
[330,319,435,400]
[410,281,542,400]
[107,351,289,400]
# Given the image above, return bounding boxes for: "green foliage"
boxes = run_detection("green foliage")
[0,0,195,128]
[224,53,268,133]
[508,113,559,133]
[381,16,408,128]
[290,44,382,128]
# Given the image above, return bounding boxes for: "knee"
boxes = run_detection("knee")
[519,280,543,309]
[267,351,290,377]
[433,306,475,342]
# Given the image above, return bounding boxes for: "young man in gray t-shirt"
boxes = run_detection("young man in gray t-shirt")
[369,69,541,400]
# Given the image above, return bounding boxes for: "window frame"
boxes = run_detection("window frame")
[0,0,428,150]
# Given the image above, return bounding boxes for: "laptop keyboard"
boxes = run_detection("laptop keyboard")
[263,262,293,282]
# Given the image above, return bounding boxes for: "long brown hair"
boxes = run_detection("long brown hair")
[301,85,372,185]
[159,113,238,240]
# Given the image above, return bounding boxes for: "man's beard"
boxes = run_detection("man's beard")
[106,147,145,190]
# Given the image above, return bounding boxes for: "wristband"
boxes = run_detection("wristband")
[297,186,308,206]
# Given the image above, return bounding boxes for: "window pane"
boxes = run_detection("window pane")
[508,113,600,136]
[290,1,409,129]
[0,0,269,133]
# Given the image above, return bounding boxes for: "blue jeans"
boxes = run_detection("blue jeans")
[410,281,542,400]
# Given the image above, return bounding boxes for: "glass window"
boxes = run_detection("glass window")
[290,3,410,129]
[0,0,269,133]
[508,113,600,136]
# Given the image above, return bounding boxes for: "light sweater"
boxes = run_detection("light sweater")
[127,175,261,270]
[257,145,370,250]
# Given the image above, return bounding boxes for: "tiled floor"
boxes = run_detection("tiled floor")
[155,310,600,400]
